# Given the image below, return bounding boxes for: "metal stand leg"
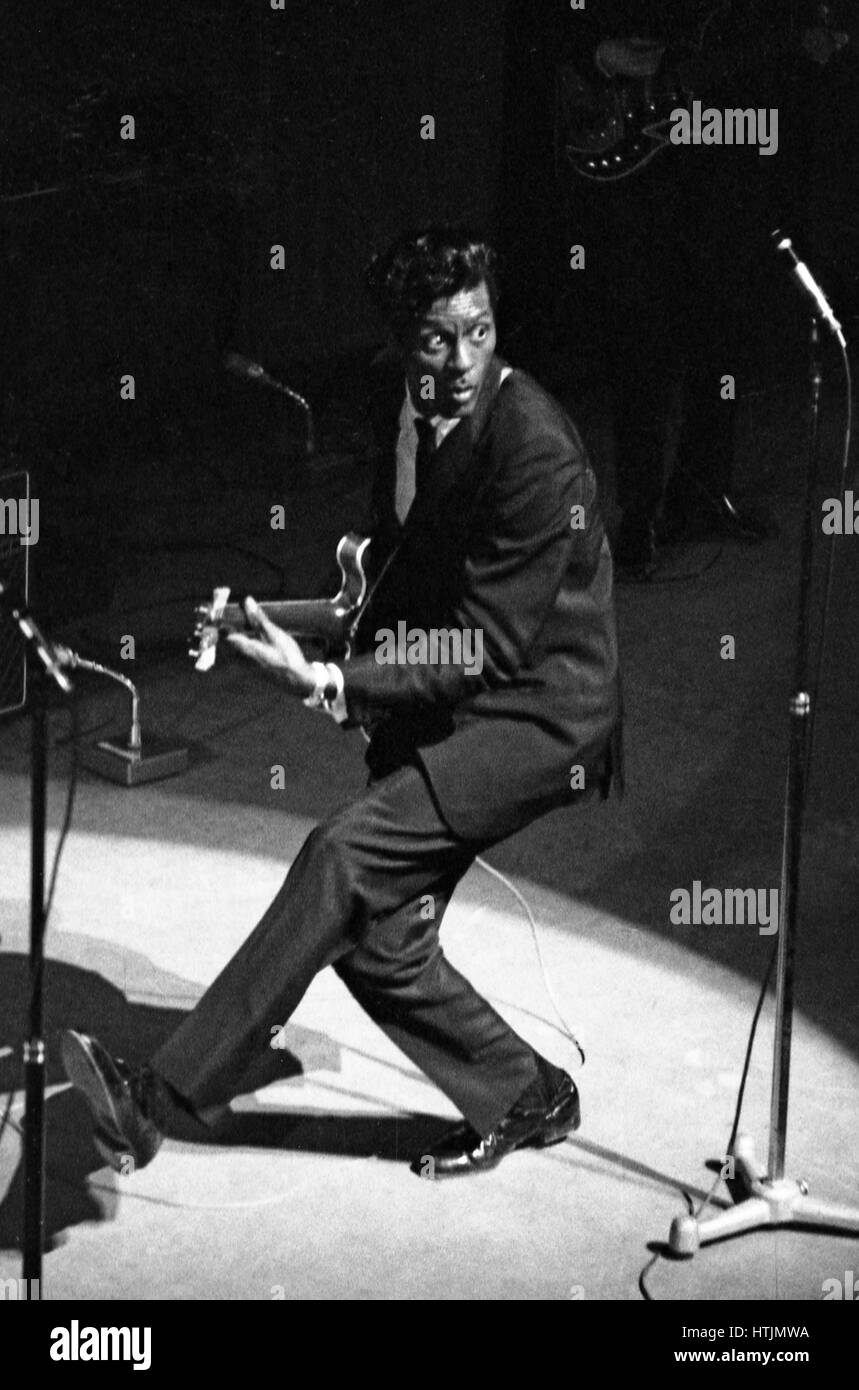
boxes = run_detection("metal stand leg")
[668,313,859,1258]
[670,1134,859,1255]
[1,606,76,1299]
[23,673,47,1297]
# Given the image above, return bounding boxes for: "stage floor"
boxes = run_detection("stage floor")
[1,377,858,1300]
[1,703,857,1299]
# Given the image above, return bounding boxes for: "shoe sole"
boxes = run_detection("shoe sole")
[60,1030,134,1172]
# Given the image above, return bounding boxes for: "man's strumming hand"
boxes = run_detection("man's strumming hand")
[226,597,316,697]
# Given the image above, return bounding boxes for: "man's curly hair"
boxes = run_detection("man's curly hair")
[364,225,499,334]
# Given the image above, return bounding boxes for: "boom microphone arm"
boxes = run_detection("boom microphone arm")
[224,352,316,455]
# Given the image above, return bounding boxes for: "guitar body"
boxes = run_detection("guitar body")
[557,4,849,183]
[191,531,372,672]
[559,71,682,182]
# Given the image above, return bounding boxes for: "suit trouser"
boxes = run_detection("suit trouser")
[150,761,541,1137]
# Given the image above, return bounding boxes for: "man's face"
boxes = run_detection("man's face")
[401,280,497,420]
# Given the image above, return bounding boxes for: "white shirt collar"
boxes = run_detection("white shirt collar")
[399,365,513,439]
[399,392,462,446]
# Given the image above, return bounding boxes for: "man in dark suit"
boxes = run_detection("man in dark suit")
[61,226,624,1179]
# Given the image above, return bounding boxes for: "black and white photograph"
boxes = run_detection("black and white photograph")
[1,0,858,1340]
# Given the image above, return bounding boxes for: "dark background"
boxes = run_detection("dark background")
[1,0,856,628]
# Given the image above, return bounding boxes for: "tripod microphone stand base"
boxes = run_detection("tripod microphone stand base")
[669,1132,859,1256]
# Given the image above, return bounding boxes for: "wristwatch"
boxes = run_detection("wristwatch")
[302,661,342,711]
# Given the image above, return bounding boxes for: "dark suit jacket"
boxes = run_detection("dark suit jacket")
[341,351,624,842]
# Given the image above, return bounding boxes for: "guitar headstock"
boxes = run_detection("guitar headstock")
[190,586,231,672]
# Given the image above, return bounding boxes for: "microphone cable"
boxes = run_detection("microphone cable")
[640,318,853,1298]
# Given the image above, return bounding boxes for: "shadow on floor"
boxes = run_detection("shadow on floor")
[0,952,450,1253]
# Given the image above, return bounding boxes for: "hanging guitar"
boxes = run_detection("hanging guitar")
[557,1,849,183]
[190,532,372,673]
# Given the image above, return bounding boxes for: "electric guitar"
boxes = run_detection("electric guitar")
[190,532,372,673]
[559,3,849,182]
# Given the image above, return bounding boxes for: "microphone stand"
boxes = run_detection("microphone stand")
[223,352,316,455]
[23,661,49,1297]
[668,314,859,1255]
[2,596,76,1297]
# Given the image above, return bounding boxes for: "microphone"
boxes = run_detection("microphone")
[55,645,140,749]
[1,590,74,695]
[223,352,316,454]
[773,232,845,344]
[224,352,276,387]
[53,640,188,784]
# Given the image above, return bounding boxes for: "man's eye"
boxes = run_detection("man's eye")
[422,335,444,350]
[472,325,489,341]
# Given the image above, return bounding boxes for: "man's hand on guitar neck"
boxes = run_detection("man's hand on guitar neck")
[226,596,318,698]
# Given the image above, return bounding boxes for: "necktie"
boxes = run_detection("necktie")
[413,417,437,498]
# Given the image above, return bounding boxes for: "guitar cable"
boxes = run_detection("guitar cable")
[4,334,849,1234]
[475,855,587,1069]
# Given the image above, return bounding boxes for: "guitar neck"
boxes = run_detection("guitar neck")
[220,597,350,647]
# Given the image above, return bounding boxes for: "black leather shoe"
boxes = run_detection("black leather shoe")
[412,1061,581,1179]
[60,1030,166,1173]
